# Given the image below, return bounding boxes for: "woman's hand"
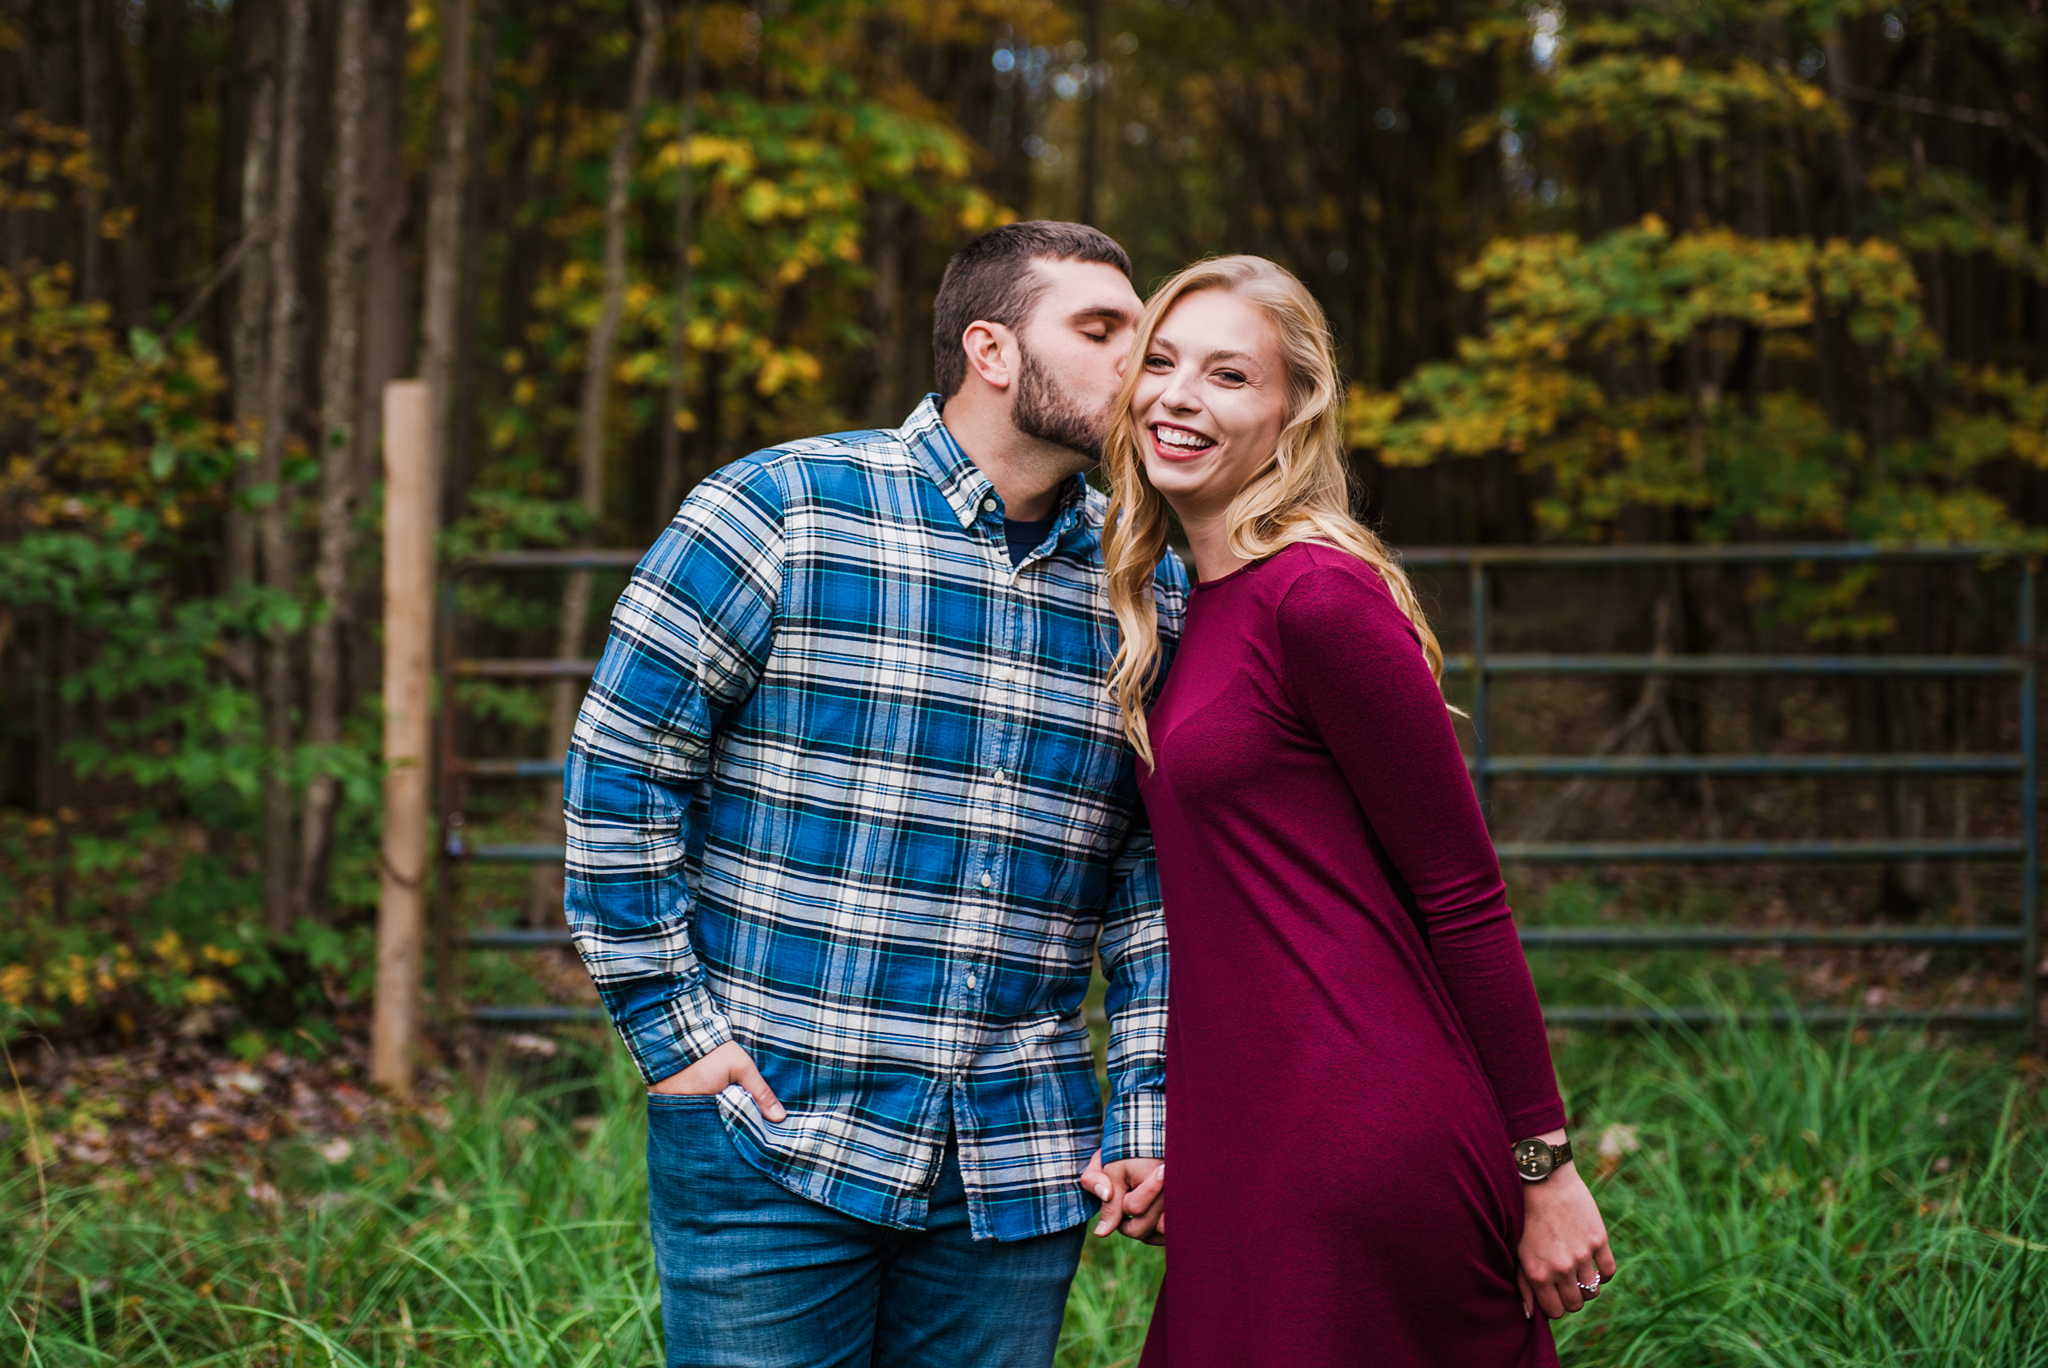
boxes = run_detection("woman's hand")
[1078,1151,1166,1243]
[1516,1138,1615,1319]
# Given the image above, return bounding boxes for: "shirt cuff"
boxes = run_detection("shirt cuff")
[1100,1086,1165,1164]
[1503,1100,1569,1141]
[615,982,734,1085]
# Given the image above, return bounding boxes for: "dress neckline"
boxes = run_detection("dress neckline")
[1191,555,1267,592]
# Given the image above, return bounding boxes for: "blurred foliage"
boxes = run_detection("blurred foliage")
[0,133,368,1043]
[478,90,1005,515]
[1338,1,2048,554]
[1348,221,2044,547]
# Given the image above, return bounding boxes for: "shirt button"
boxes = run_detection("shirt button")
[966,973,978,989]
[995,665,1015,682]
[992,768,1006,783]
[979,872,993,889]
[981,497,997,513]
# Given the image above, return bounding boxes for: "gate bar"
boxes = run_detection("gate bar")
[1442,653,2022,676]
[1477,753,2021,777]
[471,928,576,948]
[1519,926,2023,948]
[1542,1005,2026,1026]
[465,924,2021,951]
[457,757,567,778]
[459,753,2028,782]
[1471,563,1491,813]
[456,658,601,678]
[1402,542,2022,568]
[471,1005,611,1024]
[2022,562,2040,1037]
[459,549,645,571]
[1497,837,2024,863]
[468,843,568,864]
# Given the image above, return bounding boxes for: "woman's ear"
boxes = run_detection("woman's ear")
[960,320,1018,392]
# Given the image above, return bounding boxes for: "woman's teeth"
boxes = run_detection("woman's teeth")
[1155,427,1214,452]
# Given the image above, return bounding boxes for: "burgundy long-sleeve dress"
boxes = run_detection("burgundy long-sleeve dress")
[1137,542,1566,1368]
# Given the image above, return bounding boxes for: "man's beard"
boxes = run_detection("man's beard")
[1012,344,1111,461]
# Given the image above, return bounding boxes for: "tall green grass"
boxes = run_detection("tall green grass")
[1552,1000,2048,1366]
[3,1009,2041,1366]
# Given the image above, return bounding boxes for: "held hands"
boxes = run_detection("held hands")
[1079,1150,1166,1245]
[1516,1136,1616,1320]
[648,1040,788,1122]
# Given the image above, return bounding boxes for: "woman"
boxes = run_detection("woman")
[1099,256,1614,1366]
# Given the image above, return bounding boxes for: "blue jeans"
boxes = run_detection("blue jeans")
[646,1094,1087,1368]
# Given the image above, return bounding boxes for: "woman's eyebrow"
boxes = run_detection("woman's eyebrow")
[1147,336,1257,369]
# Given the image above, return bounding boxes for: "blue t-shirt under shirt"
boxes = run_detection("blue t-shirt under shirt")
[1004,515,1057,566]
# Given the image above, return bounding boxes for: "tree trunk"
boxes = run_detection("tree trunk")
[1077,0,1103,225]
[145,0,188,310]
[532,0,661,927]
[351,0,412,711]
[257,0,313,934]
[420,0,470,481]
[444,0,499,528]
[356,0,412,505]
[655,0,702,525]
[862,195,903,430]
[77,0,105,302]
[294,0,372,922]
[226,10,277,684]
[410,0,470,953]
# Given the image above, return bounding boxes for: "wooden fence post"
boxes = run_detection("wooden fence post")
[373,379,437,1094]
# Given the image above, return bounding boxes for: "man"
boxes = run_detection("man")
[564,220,1187,1368]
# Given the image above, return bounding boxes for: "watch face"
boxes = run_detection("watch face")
[1514,1139,1553,1180]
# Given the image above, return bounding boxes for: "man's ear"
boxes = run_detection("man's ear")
[961,320,1018,392]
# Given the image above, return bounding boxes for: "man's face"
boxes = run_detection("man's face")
[1009,259,1142,461]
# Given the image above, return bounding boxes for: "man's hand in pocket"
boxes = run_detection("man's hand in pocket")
[648,1041,787,1121]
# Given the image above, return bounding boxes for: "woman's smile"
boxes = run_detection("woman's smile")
[1149,421,1217,461]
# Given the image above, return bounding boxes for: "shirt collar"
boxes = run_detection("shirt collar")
[898,394,1090,533]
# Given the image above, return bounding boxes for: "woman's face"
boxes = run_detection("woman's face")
[1129,289,1290,522]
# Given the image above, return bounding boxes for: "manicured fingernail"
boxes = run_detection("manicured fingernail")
[1523,1304,1532,1320]
[1095,1181,1111,1200]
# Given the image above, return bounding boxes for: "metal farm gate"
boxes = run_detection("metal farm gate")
[435,542,2041,1037]
[1415,542,2038,1032]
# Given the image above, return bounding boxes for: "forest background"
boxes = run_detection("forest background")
[3,0,2048,1043]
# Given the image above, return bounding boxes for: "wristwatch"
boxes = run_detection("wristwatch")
[1512,1136,1573,1182]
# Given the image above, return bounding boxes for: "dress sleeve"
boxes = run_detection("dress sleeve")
[1275,557,1566,1138]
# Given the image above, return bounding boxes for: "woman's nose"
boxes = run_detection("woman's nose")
[1160,368,1201,413]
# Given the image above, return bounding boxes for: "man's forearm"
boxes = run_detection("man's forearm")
[611,984,734,1084]
[564,747,733,1083]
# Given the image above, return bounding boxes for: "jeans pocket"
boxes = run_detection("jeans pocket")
[646,1092,724,1110]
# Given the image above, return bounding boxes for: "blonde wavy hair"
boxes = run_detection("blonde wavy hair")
[1102,255,1446,766]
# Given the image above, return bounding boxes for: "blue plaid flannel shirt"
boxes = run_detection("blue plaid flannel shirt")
[564,396,1188,1241]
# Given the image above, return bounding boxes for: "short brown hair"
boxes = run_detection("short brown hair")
[931,221,1132,397]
